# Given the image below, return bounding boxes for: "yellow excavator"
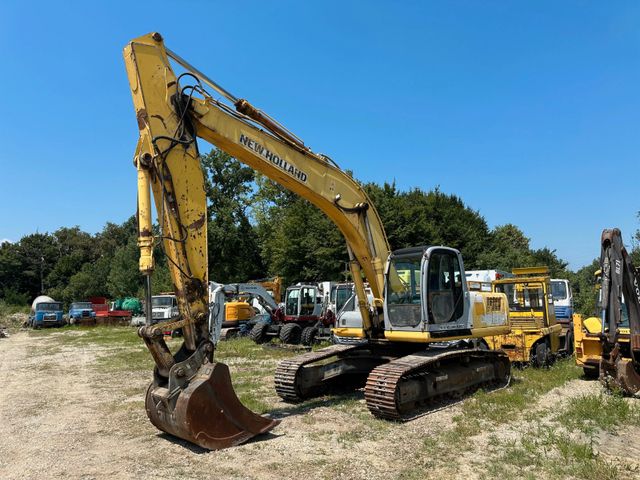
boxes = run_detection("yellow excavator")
[125,32,512,450]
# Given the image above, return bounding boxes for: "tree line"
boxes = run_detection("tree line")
[0,149,637,315]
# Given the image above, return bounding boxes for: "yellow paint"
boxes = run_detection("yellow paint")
[332,327,365,338]
[385,324,510,343]
[225,302,254,323]
[573,314,630,371]
[487,269,560,363]
[512,266,549,276]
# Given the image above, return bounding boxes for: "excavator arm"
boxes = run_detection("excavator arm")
[124,32,390,450]
[125,33,390,340]
[599,228,640,394]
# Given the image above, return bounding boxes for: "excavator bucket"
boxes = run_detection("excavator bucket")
[600,344,640,397]
[601,356,640,397]
[615,357,640,396]
[145,361,279,450]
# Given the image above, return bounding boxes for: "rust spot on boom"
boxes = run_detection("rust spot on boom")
[136,109,148,130]
[187,213,206,230]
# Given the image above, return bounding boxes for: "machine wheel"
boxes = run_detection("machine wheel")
[279,323,302,345]
[583,366,599,379]
[301,326,318,346]
[532,341,549,368]
[250,322,270,344]
[565,327,574,355]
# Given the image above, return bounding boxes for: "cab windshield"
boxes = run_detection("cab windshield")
[36,302,62,312]
[285,289,299,316]
[386,254,422,327]
[152,297,174,307]
[332,285,353,313]
[495,282,545,312]
[551,281,568,301]
[71,302,91,310]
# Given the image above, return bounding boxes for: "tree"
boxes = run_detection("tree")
[476,224,535,271]
[16,232,59,300]
[531,247,569,278]
[107,239,141,298]
[365,183,491,267]
[201,149,265,282]
[571,259,600,316]
[266,197,348,284]
[63,256,111,303]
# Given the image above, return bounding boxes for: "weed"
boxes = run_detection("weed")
[489,425,628,480]
[557,393,640,435]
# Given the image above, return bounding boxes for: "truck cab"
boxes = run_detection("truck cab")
[30,296,65,328]
[551,278,574,351]
[68,301,96,325]
[329,282,354,316]
[151,294,179,323]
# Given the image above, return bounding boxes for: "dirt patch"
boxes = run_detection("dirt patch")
[1,312,28,331]
[1,331,638,480]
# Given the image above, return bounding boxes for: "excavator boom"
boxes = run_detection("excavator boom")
[125,34,278,449]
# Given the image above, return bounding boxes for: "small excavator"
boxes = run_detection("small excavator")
[218,282,282,340]
[597,228,640,395]
[124,32,512,450]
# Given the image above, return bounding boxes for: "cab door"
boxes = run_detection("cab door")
[424,247,468,333]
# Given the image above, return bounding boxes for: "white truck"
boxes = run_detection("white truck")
[151,294,179,322]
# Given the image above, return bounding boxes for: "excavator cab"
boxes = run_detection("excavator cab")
[384,246,469,334]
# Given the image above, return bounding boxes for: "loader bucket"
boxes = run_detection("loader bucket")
[145,361,279,450]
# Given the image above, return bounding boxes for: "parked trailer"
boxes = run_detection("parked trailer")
[89,297,133,326]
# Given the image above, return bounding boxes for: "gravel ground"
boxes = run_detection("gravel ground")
[0,330,638,480]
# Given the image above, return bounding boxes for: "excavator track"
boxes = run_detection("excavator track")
[275,343,391,402]
[365,348,510,420]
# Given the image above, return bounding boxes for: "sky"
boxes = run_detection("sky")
[0,1,638,269]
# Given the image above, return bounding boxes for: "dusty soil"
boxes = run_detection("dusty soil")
[0,330,638,480]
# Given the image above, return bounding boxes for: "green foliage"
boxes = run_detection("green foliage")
[571,259,600,316]
[365,183,491,267]
[4,147,630,308]
[107,239,141,298]
[263,195,348,284]
[201,149,265,282]
[62,256,111,303]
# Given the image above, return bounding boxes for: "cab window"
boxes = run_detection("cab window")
[285,289,299,315]
[427,251,464,324]
[300,287,316,315]
[386,254,422,327]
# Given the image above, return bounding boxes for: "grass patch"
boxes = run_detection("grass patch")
[460,358,581,425]
[557,393,640,435]
[485,425,633,480]
[216,337,296,362]
[421,358,582,467]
